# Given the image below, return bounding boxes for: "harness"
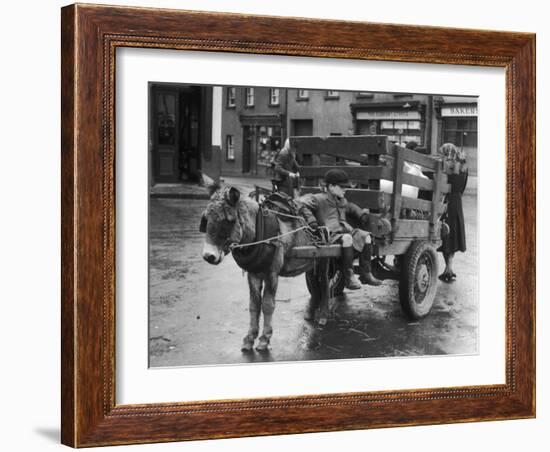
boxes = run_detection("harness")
[231,192,317,273]
[232,207,280,273]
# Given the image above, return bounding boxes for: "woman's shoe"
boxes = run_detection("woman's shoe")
[438,272,452,283]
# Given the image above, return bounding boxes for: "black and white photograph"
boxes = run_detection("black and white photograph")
[148,84,478,367]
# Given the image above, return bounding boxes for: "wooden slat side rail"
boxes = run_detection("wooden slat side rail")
[299,165,392,181]
[301,186,443,216]
[390,148,405,221]
[401,172,436,191]
[344,189,391,211]
[392,220,442,239]
[300,166,441,192]
[292,135,391,162]
[401,197,446,215]
[391,145,440,170]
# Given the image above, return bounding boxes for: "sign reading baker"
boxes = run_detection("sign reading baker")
[441,105,478,117]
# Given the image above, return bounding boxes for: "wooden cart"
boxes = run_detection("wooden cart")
[289,135,450,319]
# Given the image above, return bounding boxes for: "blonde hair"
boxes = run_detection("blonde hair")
[439,143,466,165]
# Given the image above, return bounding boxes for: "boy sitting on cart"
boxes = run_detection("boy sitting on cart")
[298,169,382,289]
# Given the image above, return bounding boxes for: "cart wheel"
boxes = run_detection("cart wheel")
[306,260,345,296]
[399,241,438,319]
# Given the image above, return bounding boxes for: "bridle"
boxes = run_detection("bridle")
[200,203,242,255]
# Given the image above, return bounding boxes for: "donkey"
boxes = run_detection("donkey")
[201,185,331,352]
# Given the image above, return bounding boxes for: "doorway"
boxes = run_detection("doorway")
[151,84,203,184]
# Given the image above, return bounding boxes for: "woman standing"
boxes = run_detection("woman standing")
[438,143,468,283]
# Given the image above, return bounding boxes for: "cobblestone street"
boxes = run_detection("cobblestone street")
[149,182,478,367]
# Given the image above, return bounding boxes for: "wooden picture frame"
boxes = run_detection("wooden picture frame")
[61,3,535,447]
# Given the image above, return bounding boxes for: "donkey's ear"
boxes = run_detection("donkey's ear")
[225,187,241,206]
[199,211,207,233]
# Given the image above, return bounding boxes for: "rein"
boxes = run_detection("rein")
[229,208,329,251]
[229,225,310,250]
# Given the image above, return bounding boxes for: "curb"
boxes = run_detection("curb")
[150,193,210,200]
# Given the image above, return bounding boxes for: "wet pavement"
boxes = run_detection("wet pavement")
[149,186,478,367]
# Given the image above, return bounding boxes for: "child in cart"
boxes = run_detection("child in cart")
[298,169,382,289]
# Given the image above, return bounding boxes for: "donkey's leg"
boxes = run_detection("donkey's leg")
[242,273,262,352]
[317,260,331,327]
[256,272,279,351]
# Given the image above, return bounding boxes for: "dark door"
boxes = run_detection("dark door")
[179,90,201,182]
[153,89,179,183]
[243,126,252,173]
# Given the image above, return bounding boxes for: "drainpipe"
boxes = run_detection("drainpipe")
[425,95,433,153]
[284,88,289,140]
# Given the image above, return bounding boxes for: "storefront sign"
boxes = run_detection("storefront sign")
[356,110,421,120]
[441,105,478,117]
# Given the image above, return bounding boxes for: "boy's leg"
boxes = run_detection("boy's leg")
[341,234,361,290]
[359,243,382,286]
[354,231,382,286]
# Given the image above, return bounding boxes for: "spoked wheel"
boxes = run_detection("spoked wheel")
[306,259,345,297]
[399,241,438,319]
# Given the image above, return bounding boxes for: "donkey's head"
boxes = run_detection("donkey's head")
[200,185,244,265]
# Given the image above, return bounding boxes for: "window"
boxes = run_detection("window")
[297,89,309,100]
[226,135,235,160]
[443,118,478,148]
[325,90,339,99]
[226,87,236,108]
[269,88,280,106]
[245,87,254,106]
[380,120,422,146]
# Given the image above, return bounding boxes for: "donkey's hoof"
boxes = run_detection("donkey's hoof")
[255,337,270,352]
[241,339,254,352]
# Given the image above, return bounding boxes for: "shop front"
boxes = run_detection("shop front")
[239,115,284,176]
[439,102,478,174]
[351,101,425,148]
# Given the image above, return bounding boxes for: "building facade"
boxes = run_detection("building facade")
[221,86,287,177]
[220,87,479,177]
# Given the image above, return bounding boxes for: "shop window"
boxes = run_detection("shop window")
[269,88,280,106]
[257,126,282,169]
[443,118,478,148]
[226,135,235,160]
[226,87,236,108]
[380,119,422,145]
[297,89,309,100]
[245,88,254,107]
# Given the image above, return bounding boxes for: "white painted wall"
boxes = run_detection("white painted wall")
[211,86,222,146]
